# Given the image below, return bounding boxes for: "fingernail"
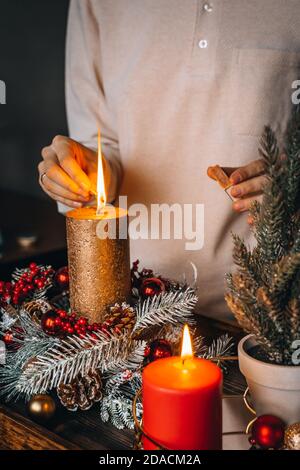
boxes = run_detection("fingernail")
[73,202,83,208]
[233,201,244,211]
[231,186,241,197]
[230,173,241,185]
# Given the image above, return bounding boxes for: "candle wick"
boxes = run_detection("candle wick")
[182,358,185,366]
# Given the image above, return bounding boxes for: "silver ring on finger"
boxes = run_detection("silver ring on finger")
[39,172,47,186]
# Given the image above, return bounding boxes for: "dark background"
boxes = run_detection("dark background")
[0,0,70,199]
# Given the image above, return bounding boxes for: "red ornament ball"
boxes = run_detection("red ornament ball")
[140,277,165,298]
[41,310,61,336]
[251,415,285,449]
[55,267,69,290]
[3,331,14,345]
[148,339,172,362]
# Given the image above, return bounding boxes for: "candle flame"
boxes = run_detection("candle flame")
[181,324,193,359]
[96,129,107,215]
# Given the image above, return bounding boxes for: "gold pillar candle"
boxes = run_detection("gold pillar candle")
[66,205,131,323]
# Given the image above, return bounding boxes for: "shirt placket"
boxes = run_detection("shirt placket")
[189,1,221,80]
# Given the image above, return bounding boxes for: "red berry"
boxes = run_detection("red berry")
[78,317,87,326]
[54,318,62,326]
[3,293,11,302]
[0,281,5,293]
[87,325,93,331]
[67,327,74,334]
[29,262,37,271]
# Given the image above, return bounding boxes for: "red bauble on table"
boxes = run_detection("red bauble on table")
[55,267,69,291]
[3,331,14,345]
[54,266,69,290]
[146,339,172,362]
[250,414,285,449]
[140,277,165,298]
[41,310,61,336]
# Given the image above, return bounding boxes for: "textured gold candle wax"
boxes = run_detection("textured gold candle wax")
[66,206,131,323]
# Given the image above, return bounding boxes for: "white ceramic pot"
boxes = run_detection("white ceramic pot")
[238,335,300,425]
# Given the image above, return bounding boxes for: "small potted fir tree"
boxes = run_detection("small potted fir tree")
[226,105,300,424]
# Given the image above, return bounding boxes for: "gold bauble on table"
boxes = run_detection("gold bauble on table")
[284,423,300,450]
[27,394,56,422]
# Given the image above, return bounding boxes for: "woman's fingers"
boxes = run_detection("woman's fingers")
[51,135,92,193]
[230,175,267,198]
[42,186,83,209]
[230,159,266,184]
[233,194,263,212]
[42,174,90,202]
[41,146,89,199]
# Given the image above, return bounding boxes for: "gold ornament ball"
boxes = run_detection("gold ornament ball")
[284,423,300,450]
[27,394,56,422]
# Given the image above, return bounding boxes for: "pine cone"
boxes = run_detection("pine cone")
[23,299,52,323]
[57,370,102,411]
[104,303,136,334]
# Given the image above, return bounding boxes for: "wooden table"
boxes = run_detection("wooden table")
[0,317,246,450]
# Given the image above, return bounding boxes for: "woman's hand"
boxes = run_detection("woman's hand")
[38,135,98,208]
[226,159,267,223]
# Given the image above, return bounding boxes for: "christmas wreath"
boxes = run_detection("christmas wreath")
[0,260,233,429]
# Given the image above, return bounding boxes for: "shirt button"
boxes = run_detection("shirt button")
[203,3,213,12]
[198,39,208,49]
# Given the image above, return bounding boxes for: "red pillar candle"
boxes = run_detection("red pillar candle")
[142,325,222,450]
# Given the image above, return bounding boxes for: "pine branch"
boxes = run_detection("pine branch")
[255,126,289,263]
[100,394,142,430]
[2,331,145,399]
[284,104,300,214]
[231,234,260,286]
[133,287,197,332]
[199,334,234,361]
[285,298,300,343]
[101,372,142,430]
[225,293,282,362]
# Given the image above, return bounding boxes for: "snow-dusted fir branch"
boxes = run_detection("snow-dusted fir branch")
[198,334,235,360]
[0,310,17,331]
[133,287,198,332]
[101,394,142,430]
[12,332,145,398]
[101,371,142,429]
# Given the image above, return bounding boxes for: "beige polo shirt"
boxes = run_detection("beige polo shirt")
[65,0,300,321]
